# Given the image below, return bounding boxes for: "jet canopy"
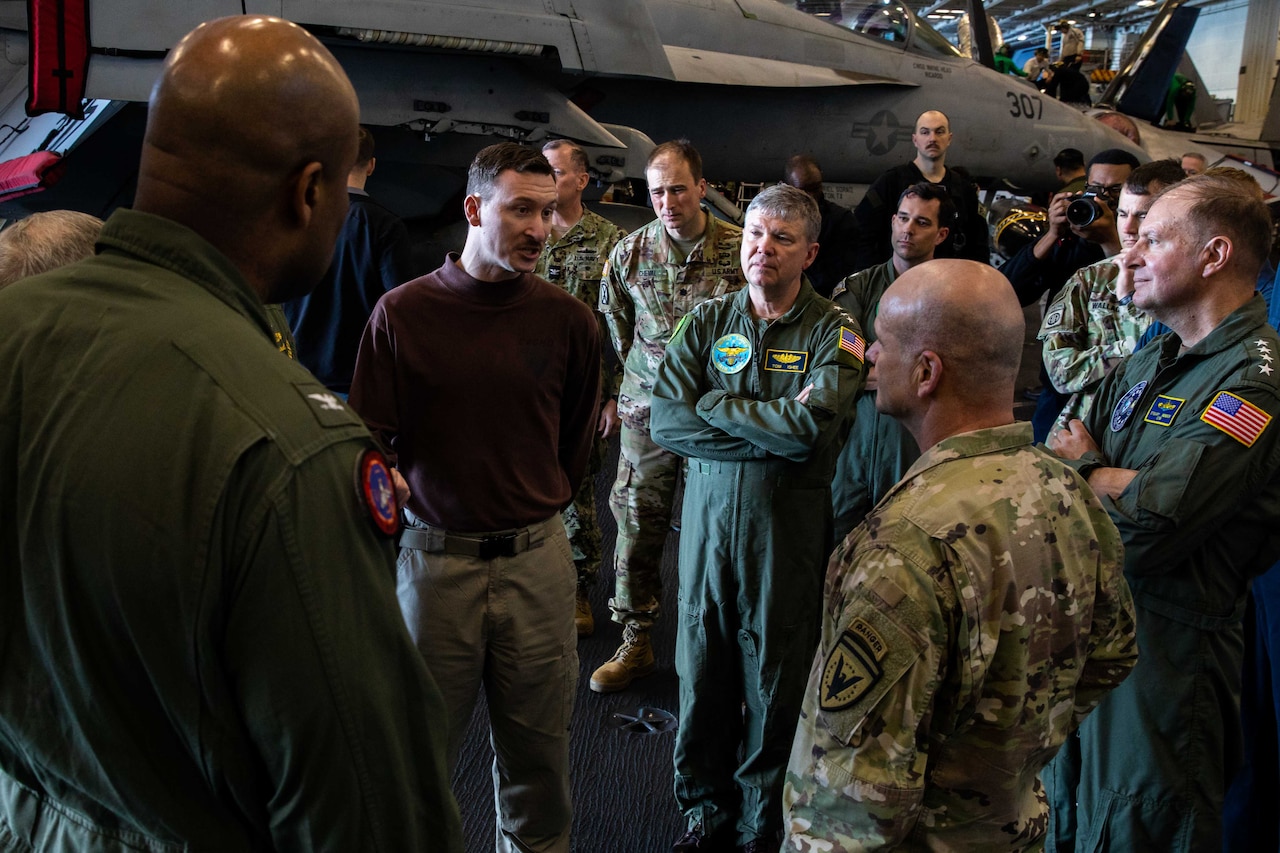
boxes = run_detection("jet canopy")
[791,0,963,59]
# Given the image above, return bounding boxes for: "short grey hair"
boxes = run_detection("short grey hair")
[0,210,104,289]
[745,184,821,244]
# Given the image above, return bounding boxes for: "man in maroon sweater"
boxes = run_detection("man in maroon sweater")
[350,142,600,853]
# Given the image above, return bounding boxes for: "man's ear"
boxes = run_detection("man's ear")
[915,350,943,398]
[463,193,483,227]
[291,161,325,228]
[1200,235,1231,279]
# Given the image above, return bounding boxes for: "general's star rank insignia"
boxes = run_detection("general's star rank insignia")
[820,618,888,711]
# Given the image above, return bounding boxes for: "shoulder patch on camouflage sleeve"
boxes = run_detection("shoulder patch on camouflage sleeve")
[822,617,887,711]
[817,578,931,744]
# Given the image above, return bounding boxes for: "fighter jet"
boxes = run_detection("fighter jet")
[14,0,1140,201]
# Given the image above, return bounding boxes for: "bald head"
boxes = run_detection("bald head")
[136,16,360,300]
[879,260,1024,400]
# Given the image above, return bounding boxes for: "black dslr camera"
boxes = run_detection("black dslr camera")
[1066,190,1110,227]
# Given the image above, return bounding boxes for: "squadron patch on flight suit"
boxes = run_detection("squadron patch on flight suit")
[1111,380,1148,432]
[764,349,810,372]
[712,333,752,374]
[821,617,887,711]
[355,449,400,536]
[1143,394,1185,427]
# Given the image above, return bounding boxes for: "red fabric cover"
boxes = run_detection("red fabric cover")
[26,0,91,119]
[0,151,65,200]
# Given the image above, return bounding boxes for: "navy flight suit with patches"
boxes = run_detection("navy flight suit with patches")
[650,281,864,845]
[1049,296,1280,851]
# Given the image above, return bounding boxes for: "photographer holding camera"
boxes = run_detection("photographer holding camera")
[1000,148,1141,438]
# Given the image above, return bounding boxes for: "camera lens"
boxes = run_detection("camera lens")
[1066,196,1104,227]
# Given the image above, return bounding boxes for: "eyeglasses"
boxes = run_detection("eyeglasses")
[1084,182,1123,199]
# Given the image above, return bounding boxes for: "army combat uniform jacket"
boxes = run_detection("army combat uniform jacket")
[599,214,745,427]
[651,282,864,842]
[1038,254,1151,434]
[0,210,462,852]
[785,423,1136,852]
[1050,296,1280,852]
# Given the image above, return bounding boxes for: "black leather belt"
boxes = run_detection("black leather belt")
[399,524,542,559]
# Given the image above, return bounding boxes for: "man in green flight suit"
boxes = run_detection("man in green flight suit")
[784,260,1136,851]
[594,139,747,692]
[0,16,462,851]
[830,181,953,542]
[1049,173,1280,851]
[651,184,865,851]
[536,138,627,636]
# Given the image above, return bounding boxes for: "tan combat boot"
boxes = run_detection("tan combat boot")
[589,625,655,693]
[575,585,594,637]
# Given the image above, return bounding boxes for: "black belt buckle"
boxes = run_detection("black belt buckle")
[477,533,518,560]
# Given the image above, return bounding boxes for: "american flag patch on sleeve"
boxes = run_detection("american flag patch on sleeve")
[838,327,865,362]
[1200,391,1272,446]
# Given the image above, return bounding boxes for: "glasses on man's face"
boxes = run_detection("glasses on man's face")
[1084,182,1123,199]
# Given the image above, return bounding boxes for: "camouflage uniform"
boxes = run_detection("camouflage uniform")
[536,208,626,585]
[1038,255,1151,435]
[597,214,745,628]
[830,261,920,544]
[784,422,1137,852]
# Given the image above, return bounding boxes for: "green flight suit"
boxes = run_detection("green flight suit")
[536,207,627,584]
[650,281,864,844]
[0,209,462,852]
[830,260,920,543]
[1048,296,1280,851]
[598,213,746,628]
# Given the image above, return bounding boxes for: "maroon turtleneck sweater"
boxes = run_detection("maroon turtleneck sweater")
[350,254,600,531]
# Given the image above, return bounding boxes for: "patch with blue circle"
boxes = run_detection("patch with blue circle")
[356,449,399,536]
[1111,380,1148,432]
[712,333,752,374]
[1143,394,1185,427]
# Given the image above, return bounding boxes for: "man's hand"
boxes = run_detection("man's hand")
[795,383,814,404]
[390,468,411,509]
[598,398,620,438]
[1070,200,1121,256]
[1045,192,1075,240]
[1048,418,1099,459]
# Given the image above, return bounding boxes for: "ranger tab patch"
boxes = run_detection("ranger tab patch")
[1201,391,1272,447]
[820,617,888,711]
[764,349,809,373]
[355,449,400,537]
